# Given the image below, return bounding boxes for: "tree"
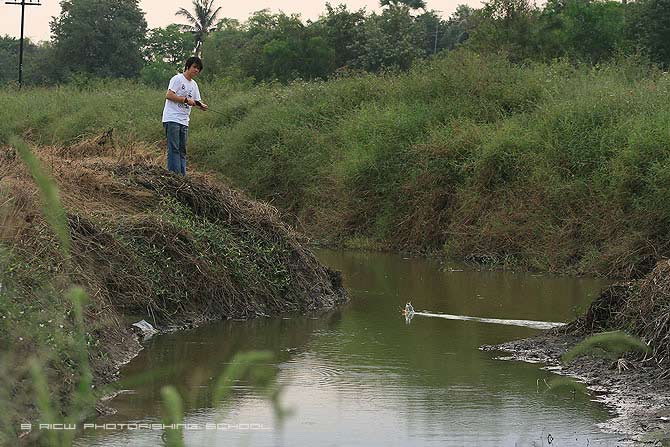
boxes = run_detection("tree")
[176,0,222,57]
[0,36,22,85]
[205,10,337,82]
[314,4,367,69]
[0,37,61,86]
[144,24,195,66]
[249,12,336,81]
[50,0,147,79]
[200,19,247,81]
[380,0,427,11]
[350,8,427,71]
[415,11,446,55]
[23,42,61,85]
[537,0,625,63]
[466,0,540,62]
[625,0,670,67]
[440,5,475,50]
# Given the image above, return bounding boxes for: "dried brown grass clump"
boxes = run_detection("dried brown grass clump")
[2,133,347,329]
[576,259,670,368]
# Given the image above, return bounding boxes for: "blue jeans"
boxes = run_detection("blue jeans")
[164,122,188,175]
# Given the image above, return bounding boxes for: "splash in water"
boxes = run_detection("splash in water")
[401,302,415,324]
[401,302,565,330]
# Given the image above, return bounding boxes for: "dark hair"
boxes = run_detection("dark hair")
[185,56,203,71]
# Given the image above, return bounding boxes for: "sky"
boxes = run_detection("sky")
[1,0,483,43]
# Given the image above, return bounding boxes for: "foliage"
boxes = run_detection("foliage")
[439,5,475,51]
[176,0,222,57]
[0,36,58,86]
[625,0,670,68]
[538,0,625,63]
[349,7,428,71]
[203,10,337,82]
[144,24,195,67]
[198,4,480,82]
[0,36,28,84]
[543,376,589,395]
[161,386,184,447]
[380,0,427,10]
[140,60,178,88]
[198,19,247,82]
[314,4,368,69]
[467,0,540,62]
[50,0,147,79]
[465,0,629,64]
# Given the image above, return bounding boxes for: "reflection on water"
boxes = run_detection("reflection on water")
[76,250,625,446]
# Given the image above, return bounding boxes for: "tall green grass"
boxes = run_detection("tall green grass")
[5,50,670,276]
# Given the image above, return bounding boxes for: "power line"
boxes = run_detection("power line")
[5,0,42,88]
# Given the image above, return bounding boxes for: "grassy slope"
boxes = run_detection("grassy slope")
[4,50,670,277]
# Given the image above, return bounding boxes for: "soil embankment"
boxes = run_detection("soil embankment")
[483,259,670,444]
[0,135,347,442]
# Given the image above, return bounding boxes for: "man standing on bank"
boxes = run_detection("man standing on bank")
[162,56,208,175]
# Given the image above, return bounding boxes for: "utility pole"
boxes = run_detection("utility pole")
[5,0,42,88]
[433,11,442,55]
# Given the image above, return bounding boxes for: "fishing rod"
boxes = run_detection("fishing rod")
[195,100,227,116]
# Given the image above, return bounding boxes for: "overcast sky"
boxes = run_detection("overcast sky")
[1,0,482,42]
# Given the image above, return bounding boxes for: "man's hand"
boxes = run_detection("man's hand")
[186,98,197,107]
[195,100,208,111]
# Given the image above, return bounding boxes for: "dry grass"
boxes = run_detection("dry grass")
[573,259,670,370]
[3,132,346,322]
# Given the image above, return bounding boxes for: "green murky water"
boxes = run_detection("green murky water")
[76,249,625,446]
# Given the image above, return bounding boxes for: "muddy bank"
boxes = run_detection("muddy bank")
[482,334,670,444]
[0,135,347,444]
[482,259,670,444]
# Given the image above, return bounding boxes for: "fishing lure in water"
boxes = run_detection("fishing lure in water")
[402,302,416,324]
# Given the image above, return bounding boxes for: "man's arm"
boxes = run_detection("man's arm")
[193,85,208,111]
[166,89,196,106]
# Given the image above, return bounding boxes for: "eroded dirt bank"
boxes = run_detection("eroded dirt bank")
[0,135,347,443]
[483,260,670,445]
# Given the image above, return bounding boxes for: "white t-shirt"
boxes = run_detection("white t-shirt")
[162,73,202,126]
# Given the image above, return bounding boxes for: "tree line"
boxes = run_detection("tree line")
[2,0,670,87]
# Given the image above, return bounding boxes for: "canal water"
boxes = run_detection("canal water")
[76,249,625,446]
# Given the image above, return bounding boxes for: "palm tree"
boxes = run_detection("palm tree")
[176,0,222,57]
[380,0,427,11]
